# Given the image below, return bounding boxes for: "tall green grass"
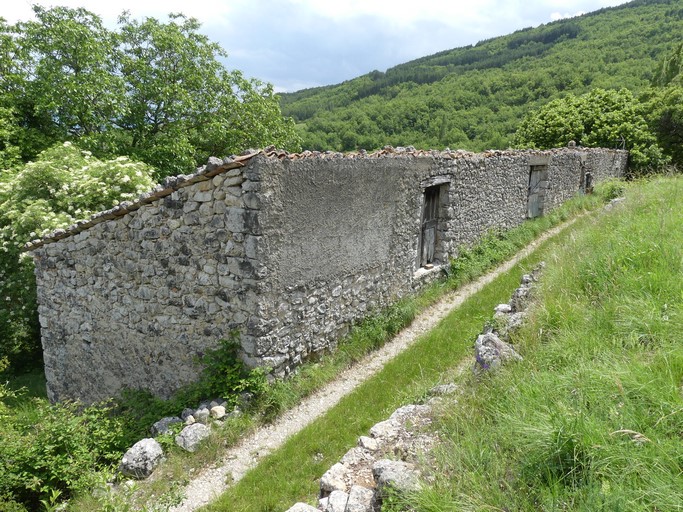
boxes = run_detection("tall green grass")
[394,175,683,511]
[3,183,616,511]
[203,190,618,511]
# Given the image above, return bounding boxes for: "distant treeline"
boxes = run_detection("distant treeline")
[280,0,683,154]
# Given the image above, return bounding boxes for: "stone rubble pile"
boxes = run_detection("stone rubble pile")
[474,262,545,373]
[286,390,455,512]
[118,397,243,480]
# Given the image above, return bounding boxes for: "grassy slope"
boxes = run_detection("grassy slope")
[280,0,683,152]
[396,175,683,511]
[204,193,616,511]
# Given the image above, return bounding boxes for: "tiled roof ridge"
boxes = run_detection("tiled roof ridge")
[22,145,617,251]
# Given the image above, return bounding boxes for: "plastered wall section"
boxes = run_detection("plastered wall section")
[247,155,430,372]
[31,148,628,403]
[244,149,628,374]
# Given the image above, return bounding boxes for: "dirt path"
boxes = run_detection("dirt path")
[170,217,577,512]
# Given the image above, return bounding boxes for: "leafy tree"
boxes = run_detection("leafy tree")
[652,42,683,87]
[514,88,667,170]
[1,7,301,175]
[115,13,300,177]
[17,7,125,139]
[0,143,156,368]
[514,95,584,149]
[0,106,20,169]
[648,86,683,166]
[645,43,683,166]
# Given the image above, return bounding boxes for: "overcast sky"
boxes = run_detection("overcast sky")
[4,0,628,92]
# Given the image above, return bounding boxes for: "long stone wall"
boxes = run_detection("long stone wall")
[27,147,628,403]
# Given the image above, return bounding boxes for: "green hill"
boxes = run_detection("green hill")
[280,0,683,152]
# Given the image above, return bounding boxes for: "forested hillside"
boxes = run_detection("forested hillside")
[281,0,683,152]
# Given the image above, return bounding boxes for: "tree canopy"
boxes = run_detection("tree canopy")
[0,6,301,178]
[0,143,156,367]
[279,0,683,156]
[0,6,302,367]
[514,88,667,170]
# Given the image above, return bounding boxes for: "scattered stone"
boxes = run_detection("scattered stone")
[345,485,375,512]
[358,436,379,452]
[474,332,523,372]
[369,419,400,441]
[605,197,626,210]
[509,285,532,312]
[372,459,421,495]
[428,383,458,396]
[150,416,182,436]
[340,447,374,468]
[210,405,226,420]
[320,462,350,494]
[389,404,431,423]
[285,503,318,512]
[185,414,196,426]
[119,438,164,479]
[194,407,210,424]
[324,490,349,512]
[181,408,194,421]
[175,423,211,452]
[494,303,512,314]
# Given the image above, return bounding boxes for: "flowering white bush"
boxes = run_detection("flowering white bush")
[0,142,156,366]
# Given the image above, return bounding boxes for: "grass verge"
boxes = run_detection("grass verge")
[202,187,621,511]
[389,175,683,511]
[1,182,618,511]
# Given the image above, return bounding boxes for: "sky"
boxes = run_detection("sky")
[4,0,629,92]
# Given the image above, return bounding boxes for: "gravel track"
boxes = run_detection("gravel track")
[170,218,576,512]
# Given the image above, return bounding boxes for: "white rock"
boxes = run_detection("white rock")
[210,405,226,420]
[119,438,164,479]
[325,490,348,512]
[320,462,350,494]
[175,423,211,452]
[373,459,421,494]
[346,485,375,512]
[340,447,374,468]
[194,407,210,424]
[357,436,379,452]
[285,503,319,512]
[150,416,182,436]
[494,303,512,314]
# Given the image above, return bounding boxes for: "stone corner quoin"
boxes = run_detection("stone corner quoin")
[25,146,628,404]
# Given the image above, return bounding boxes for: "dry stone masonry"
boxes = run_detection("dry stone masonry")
[25,146,627,403]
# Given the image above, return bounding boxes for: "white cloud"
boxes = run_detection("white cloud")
[550,10,587,20]
[2,0,631,91]
[2,0,239,24]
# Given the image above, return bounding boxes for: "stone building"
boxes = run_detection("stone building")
[25,146,628,403]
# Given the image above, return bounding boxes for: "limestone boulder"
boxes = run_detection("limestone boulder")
[474,332,522,372]
[175,423,211,452]
[119,438,164,479]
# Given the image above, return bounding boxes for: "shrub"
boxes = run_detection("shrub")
[0,396,127,510]
[0,142,156,367]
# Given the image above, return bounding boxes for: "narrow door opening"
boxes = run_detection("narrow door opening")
[527,165,548,218]
[419,183,449,268]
